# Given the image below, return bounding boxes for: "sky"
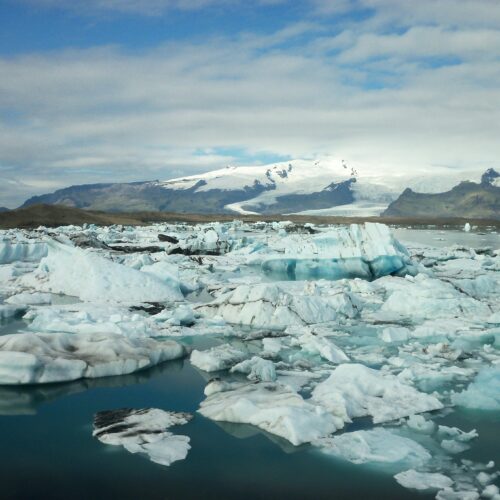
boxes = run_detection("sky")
[0,0,499,207]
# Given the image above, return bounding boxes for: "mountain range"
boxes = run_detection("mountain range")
[18,160,500,219]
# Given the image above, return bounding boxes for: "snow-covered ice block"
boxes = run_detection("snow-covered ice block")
[230,356,276,382]
[93,408,192,466]
[199,381,340,445]
[256,223,416,281]
[314,428,431,467]
[0,331,186,384]
[190,344,247,372]
[452,366,500,410]
[312,363,443,425]
[21,240,183,303]
[394,469,453,491]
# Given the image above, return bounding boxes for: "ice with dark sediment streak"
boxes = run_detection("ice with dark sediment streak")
[198,380,341,445]
[93,408,192,466]
[0,331,187,384]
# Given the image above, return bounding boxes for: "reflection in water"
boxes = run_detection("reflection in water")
[215,420,302,454]
[0,359,185,416]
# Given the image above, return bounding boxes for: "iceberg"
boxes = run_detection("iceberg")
[312,363,443,424]
[196,283,358,330]
[0,239,48,264]
[255,223,416,281]
[199,381,341,445]
[230,356,277,382]
[394,469,453,491]
[314,428,431,468]
[93,408,192,466]
[21,240,183,303]
[0,331,186,384]
[190,344,247,372]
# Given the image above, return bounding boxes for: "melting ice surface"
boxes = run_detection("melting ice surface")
[0,221,499,499]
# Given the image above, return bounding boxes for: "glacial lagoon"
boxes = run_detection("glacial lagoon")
[0,224,498,499]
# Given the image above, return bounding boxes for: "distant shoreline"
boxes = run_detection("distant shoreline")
[1,204,499,230]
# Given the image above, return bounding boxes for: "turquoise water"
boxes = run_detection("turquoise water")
[0,359,437,500]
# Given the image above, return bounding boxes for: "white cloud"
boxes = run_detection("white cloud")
[0,1,499,206]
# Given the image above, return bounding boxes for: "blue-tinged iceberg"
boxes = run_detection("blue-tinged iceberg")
[252,223,417,281]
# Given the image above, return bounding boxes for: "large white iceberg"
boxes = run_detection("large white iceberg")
[21,240,183,303]
[0,331,186,384]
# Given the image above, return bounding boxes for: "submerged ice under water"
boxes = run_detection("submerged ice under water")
[0,222,499,499]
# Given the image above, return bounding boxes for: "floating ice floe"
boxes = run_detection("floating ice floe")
[21,240,183,303]
[394,469,454,491]
[0,331,186,384]
[311,363,443,425]
[93,408,192,466]
[199,381,340,445]
[252,223,417,281]
[314,428,431,468]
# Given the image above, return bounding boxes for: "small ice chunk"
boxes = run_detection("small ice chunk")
[190,345,247,372]
[452,366,500,410]
[93,408,192,466]
[406,414,436,434]
[394,469,453,491]
[291,332,349,363]
[482,484,499,498]
[230,356,276,382]
[315,428,431,468]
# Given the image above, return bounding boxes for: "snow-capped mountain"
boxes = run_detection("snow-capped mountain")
[20,158,495,217]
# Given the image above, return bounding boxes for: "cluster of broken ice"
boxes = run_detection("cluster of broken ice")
[0,220,499,498]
